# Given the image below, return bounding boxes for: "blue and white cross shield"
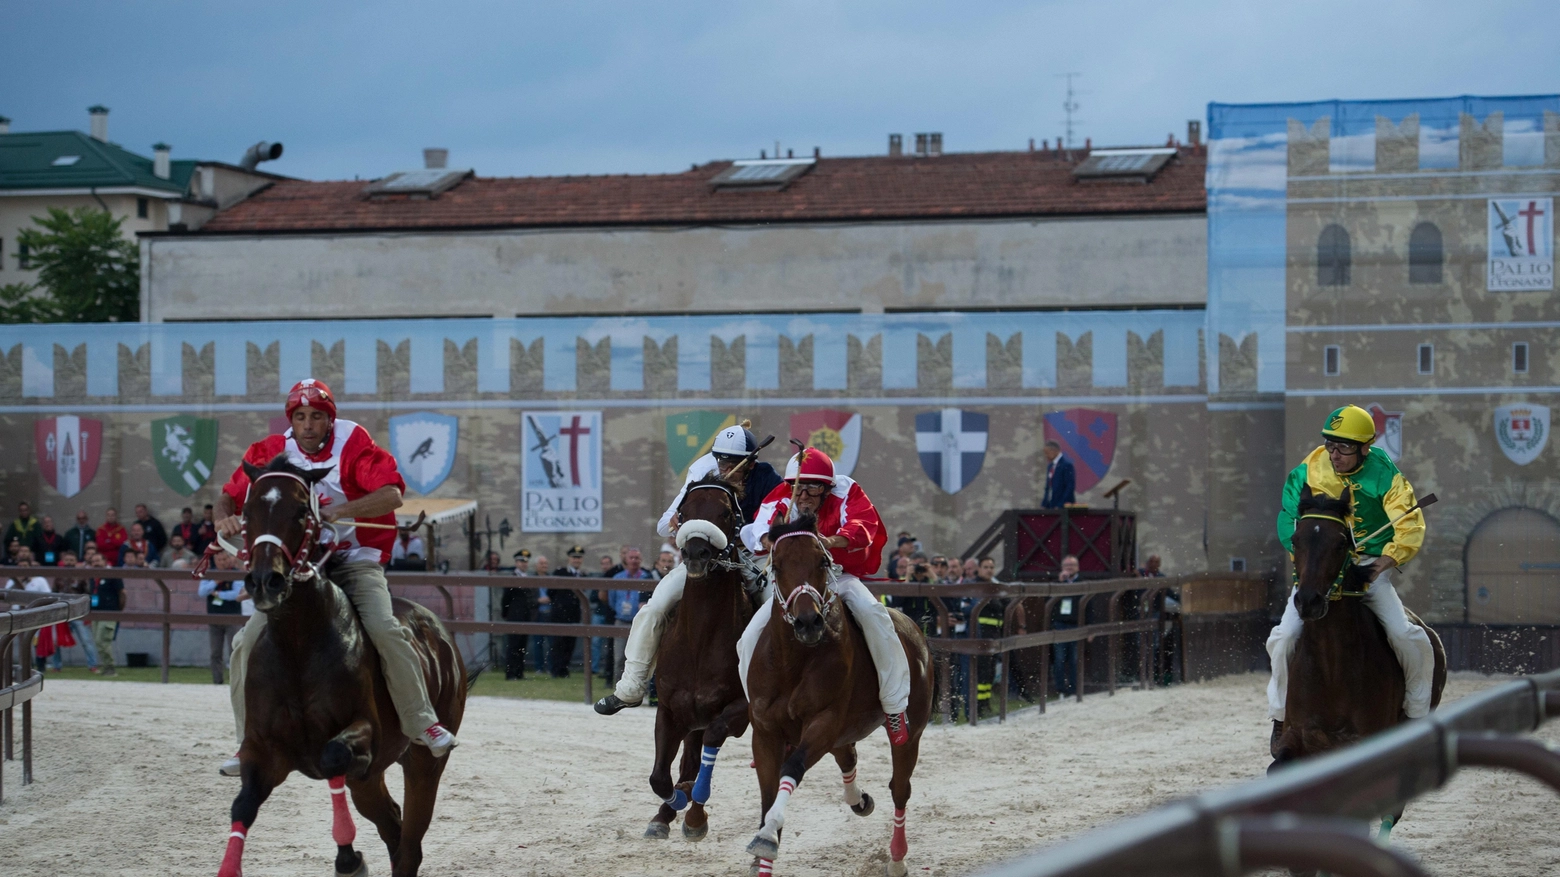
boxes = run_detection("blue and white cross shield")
[914,408,989,494]
[389,412,459,495]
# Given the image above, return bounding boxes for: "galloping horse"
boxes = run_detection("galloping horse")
[745,515,933,877]
[218,456,470,877]
[642,471,757,840]
[1274,485,1446,835]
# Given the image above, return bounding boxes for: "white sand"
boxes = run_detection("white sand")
[1,673,1557,877]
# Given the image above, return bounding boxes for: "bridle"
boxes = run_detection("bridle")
[677,482,752,574]
[769,530,841,626]
[237,471,332,583]
[1294,512,1366,601]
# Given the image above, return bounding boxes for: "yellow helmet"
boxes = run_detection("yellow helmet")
[1322,405,1376,444]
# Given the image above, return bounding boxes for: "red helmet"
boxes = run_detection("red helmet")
[285,378,337,421]
[793,448,835,484]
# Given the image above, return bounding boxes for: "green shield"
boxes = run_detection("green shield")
[153,415,219,496]
[665,410,735,478]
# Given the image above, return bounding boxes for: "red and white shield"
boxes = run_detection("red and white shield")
[35,416,103,498]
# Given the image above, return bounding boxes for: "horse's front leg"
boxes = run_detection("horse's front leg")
[645,708,686,839]
[747,720,832,866]
[691,696,750,808]
[321,720,375,876]
[218,752,289,877]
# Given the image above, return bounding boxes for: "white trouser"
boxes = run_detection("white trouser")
[1266,563,1434,722]
[737,574,911,716]
[613,564,688,704]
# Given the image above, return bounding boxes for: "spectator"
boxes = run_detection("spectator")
[199,550,244,684]
[610,548,654,684]
[603,544,632,580]
[91,552,125,676]
[170,507,199,553]
[887,535,917,579]
[4,555,49,593]
[568,546,614,681]
[891,556,940,636]
[34,515,66,566]
[51,552,100,673]
[653,549,675,580]
[118,522,158,567]
[961,557,978,582]
[929,555,956,585]
[540,553,580,678]
[598,553,615,576]
[133,503,168,554]
[390,528,427,570]
[1041,440,1076,508]
[892,555,912,580]
[501,549,535,680]
[95,508,128,561]
[162,533,197,569]
[193,504,218,554]
[4,501,43,559]
[970,556,1004,716]
[1052,554,1082,697]
[64,510,95,557]
[481,550,502,572]
[523,550,553,675]
[8,544,34,566]
[1138,554,1165,577]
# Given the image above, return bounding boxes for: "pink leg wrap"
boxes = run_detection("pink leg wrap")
[217,820,246,877]
[329,776,356,846]
[890,808,908,862]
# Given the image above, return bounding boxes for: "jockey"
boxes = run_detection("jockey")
[594,422,782,716]
[1267,404,1433,742]
[735,447,913,746]
[216,379,457,777]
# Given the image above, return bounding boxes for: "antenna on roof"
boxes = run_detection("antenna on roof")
[1057,72,1082,149]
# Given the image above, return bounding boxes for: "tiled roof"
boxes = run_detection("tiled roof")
[193,146,1206,234]
[0,131,186,194]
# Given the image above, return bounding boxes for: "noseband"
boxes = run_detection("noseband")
[241,471,330,583]
[769,530,840,626]
[677,482,749,573]
[1294,512,1367,601]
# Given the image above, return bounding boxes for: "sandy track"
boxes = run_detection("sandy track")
[1,674,1557,876]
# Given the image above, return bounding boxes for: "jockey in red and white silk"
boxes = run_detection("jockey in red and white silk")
[736,448,912,746]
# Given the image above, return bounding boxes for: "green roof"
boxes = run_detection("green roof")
[0,130,187,194]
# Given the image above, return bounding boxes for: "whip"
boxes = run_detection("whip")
[1356,493,1438,545]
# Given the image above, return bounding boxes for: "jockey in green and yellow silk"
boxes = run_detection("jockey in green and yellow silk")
[1266,405,1436,737]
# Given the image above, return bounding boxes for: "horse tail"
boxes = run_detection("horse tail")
[464,659,489,693]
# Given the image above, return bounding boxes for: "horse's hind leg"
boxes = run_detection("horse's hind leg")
[219,754,288,877]
[884,732,922,877]
[392,744,447,877]
[833,745,873,816]
[347,773,403,872]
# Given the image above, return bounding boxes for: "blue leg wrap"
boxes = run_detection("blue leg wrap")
[692,745,720,804]
[667,788,689,811]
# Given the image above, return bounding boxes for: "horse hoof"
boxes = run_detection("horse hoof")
[851,792,875,817]
[682,820,708,841]
[746,835,780,860]
[335,850,368,877]
[644,821,672,840]
[885,860,908,877]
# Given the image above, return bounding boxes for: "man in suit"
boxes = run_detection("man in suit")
[1041,440,1076,508]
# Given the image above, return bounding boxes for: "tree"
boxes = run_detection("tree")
[0,207,139,323]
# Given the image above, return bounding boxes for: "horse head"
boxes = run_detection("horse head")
[240,454,334,612]
[767,514,834,645]
[1291,483,1359,621]
[676,473,744,579]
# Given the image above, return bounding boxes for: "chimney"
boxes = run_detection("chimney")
[929,133,942,156]
[153,143,171,179]
[423,148,448,169]
[0,116,10,135]
[914,133,928,156]
[813,146,820,158]
[1085,137,1091,150]
[88,105,109,141]
[1029,138,1035,152]
[239,141,284,170]
[889,134,902,156]
[1187,119,1202,147]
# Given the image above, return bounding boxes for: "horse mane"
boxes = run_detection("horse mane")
[768,513,818,542]
[262,453,312,477]
[1297,485,1351,520]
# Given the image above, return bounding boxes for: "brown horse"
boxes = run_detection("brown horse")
[642,471,757,840]
[217,456,470,877]
[1273,485,1446,837]
[746,515,933,877]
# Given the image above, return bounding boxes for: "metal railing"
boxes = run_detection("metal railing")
[0,592,90,804]
[976,667,1560,877]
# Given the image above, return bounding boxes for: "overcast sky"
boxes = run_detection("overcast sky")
[5,1,1558,181]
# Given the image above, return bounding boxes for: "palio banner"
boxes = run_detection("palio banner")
[790,409,861,478]
[521,410,602,532]
[666,410,735,479]
[390,412,459,495]
[152,415,218,496]
[36,416,102,499]
[1488,198,1553,291]
[1042,408,1117,494]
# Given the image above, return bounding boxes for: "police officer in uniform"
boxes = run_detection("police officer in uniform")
[547,547,587,677]
[501,549,535,680]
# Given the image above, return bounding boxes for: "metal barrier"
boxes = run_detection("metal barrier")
[975,667,1560,877]
[0,592,90,804]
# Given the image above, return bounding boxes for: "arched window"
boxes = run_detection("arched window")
[1408,222,1443,284]
[1317,224,1351,287]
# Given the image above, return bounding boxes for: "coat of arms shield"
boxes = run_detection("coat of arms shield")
[35,416,102,499]
[390,412,459,495]
[153,415,219,496]
[1042,408,1117,494]
[1495,404,1549,465]
[914,408,989,494]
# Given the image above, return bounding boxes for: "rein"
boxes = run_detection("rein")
[769,531,840,626]
[1294,512,1367,601]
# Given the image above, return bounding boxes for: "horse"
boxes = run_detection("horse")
[745,515,933,877]
[641,471,757,841]
[217,455,470,877]
[1272,484,1446,839]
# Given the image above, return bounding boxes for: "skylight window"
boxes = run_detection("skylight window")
[1072,147,1175,181]
[709,158,815,189]
[361,168,473,199]
[52,155,81,166]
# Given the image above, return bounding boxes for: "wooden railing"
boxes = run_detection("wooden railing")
[0,593,90,803]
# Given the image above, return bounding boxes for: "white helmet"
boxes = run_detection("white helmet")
[711,423,758,460]
[783,453,800,481]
